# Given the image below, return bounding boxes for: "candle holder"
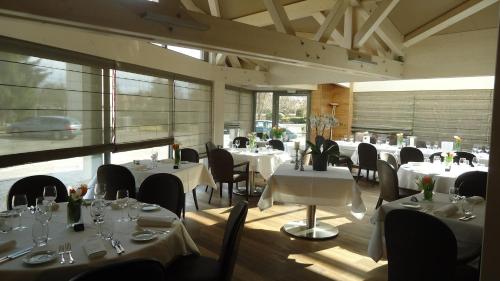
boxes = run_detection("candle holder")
[299,151,305,171]
[294,148,300,170]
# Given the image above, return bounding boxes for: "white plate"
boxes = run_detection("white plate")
[400,202,421,209]
[141,204,160,212]
[131,230,157,242]
[23,250,57,265]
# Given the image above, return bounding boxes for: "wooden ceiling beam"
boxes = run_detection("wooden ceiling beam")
[227,55,241,68]
[313,0,349,43]
[207,0,221,17]
[353,0,399,48]
[312,12,344,46]
[404,0,499,47]
[262,0,295,35]
[215,53,227,65]
[180,0,205,14]
[344,6,353,49]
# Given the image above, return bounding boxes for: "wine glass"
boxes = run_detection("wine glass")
[433,156,442,164]
[11,194,28,231]
[35,197,52,223]
[235,139,240,148]
[472,157,479,167]
[128,200,140,221]
[459,158,466,166]
[43,185,57,206]
[90,200,106,237]
[94,183,106,200]
[449,187,460,203]
[116,189,129,222]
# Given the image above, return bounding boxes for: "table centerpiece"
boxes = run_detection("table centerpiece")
[453,135,462,151]
[173,143,181,169]
[415,175,435,201]
[270,127,285,140]
[67,184,87,227]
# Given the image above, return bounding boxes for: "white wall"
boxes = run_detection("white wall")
[352,76,495,92]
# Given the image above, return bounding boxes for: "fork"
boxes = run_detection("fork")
[65,242,75,264]
[58,245,66,264]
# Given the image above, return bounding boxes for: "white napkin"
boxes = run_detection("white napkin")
[466,196,485,205]
[0,240,16,253]
[137,216,175,228]
[83,238,107,258]
[433,204,459,217]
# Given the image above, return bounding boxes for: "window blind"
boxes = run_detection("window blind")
[224,87,254,135]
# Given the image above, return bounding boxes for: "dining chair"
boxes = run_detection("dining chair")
[7,175,68,209]
[137,173,184,218]
[268,139,285,151]
[379,152,398,170]
[209,149,249,206]
[205,141,217,193]
[429,152,444,163]
[165,201,248,281]
[455,171,488,199]
[180,148,200,213]
[387,134,397,146]
[454,152,476,166]
[356,143,378,182]
[70,259,166,281]
[97,164,136,200]
[233,136,249,148]
[416,140,427,148]
[385,209,479,281]
[324,140,353,171]
[399,147,424,165]
[375,160,417,209]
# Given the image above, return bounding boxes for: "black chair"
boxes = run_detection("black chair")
[380,152,398,170]
[97,164,136,200]
[324,140,353,171]
[137,173,184,218]
[166,201,248,281]
[387,134,397,146]
[385,209,479,281]
[429,152,444,163]
[454,152,476,166]
[375,160,417,209]
[233,137,249,148]
[8,175,68,209]
[356,143,378,182]
[70,259,166,281]
[209,149,249,206]
[416,140,427,148]
[268,139,285,151]
[205,141,217,193]
[455,171,488,199]
[180,148,201,216]
[399,147,424,165]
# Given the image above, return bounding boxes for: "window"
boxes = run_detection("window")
[166,45,203,60]
[223,87,254,147]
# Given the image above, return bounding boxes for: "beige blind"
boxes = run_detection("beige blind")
[224,87,254,135]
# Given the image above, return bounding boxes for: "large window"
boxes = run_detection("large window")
[223,87,254,147]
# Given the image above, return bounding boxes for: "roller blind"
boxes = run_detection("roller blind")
[224,87,254,135]
[173,80,212,153]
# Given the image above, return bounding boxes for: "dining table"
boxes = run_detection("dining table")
[0,202,199,281]
[258,164,366,240]
[398,162,488,193]
[368,192,484,262]
[227,147,292,196]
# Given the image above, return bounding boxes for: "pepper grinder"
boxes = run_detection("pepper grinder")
[299,151,305,171]
[294,149,300,170]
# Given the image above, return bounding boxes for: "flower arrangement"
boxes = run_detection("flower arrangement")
[453,136,462,151]
[67,184,88,226]
[415,175,435,201]
[270,127,286,139]
[173,143,181,168]
[441,151,456,163]
[307,114,338,139]
[396,133,404,147]
[69,184,88,202]
[247,132,257,148]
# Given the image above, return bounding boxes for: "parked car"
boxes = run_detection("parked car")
[6,116,82,140]
[255,120,297,141]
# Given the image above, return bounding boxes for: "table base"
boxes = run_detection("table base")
[233,186,263,197]
[281,205,339,240]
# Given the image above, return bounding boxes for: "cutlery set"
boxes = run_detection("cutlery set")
[0,247,33,264]
[58,242,75,264]
[111,239,125,255]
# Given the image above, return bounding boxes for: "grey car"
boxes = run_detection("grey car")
[6,116,82,140]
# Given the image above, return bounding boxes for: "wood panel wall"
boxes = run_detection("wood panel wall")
[310,84,352,141]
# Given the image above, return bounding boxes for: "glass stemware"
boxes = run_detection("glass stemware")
[94,183,106,200]
[11,194,28,231]
[235,139,240,148]
[43,185,57,206]
[90,200,106,237]
[35,197,52,223]
[116,189,129,222]
[472,157,479,167]
[433,156,442,164]
[128,199,140,221]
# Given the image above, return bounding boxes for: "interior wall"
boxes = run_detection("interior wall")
[310,84,352,141]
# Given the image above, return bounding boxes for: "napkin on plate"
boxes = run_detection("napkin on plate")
[0,240,16,253]
[466,196,485,205]
[433,204,459,217]
[137,216,175,228]
[83,238,107,258]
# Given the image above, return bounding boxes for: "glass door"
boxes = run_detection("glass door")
[276,94,309,146]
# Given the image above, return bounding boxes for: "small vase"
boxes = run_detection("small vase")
[312,153,328,171]
[67,200,82,227]
[174,149,181,169]
[423,189,433,201]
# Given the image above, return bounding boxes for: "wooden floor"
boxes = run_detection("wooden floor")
[182,178,389,281]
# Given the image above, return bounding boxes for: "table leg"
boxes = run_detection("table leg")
[233,171,263,197]
[282,205,339,240]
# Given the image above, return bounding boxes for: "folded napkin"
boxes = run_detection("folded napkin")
[433,204,459,217]
[465,196,485,205]
[0,240,16,253]
[83,238,107,258]
[137,216,175,228]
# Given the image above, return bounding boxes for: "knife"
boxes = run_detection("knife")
[110,239,123,255]
[0,247,33,264]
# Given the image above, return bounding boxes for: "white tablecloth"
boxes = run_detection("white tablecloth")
[258,164,366,218]
[368,193,484,262]
[0,203,199,281]
[397,162,489,193]
[227,148,292,180]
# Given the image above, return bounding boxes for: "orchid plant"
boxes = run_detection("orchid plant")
[307,114,339,139]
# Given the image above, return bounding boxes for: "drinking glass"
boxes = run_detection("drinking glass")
[94,183,106,200]
[100,220,114,240]
[449,187,460,203]
[385,139,390,146]
[90,200,106,236]
[43,185,57,205]
[32,220,49,247]
[234,139,240,148]
[472,157,479,167]
[459,158,466,166]
[485,146,490,154]
[116,189,129,222]
[11,194,28,230]
[35,197,52,223]
[0,211,14,233]
[461,199,474,217]
[433,156,442,164]
[245,141,249,148]
[128,200,140,221]
[426,142,431,149]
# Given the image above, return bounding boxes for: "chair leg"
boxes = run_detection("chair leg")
[356,168,361,182]
[208,188,214,204]
[192,188,199,210]
[228,182,233,206]
[219,182,223,198]
[246,179,249,202]
[375,197,383,209]
[205,185,209,192]
[182,193,186,219]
